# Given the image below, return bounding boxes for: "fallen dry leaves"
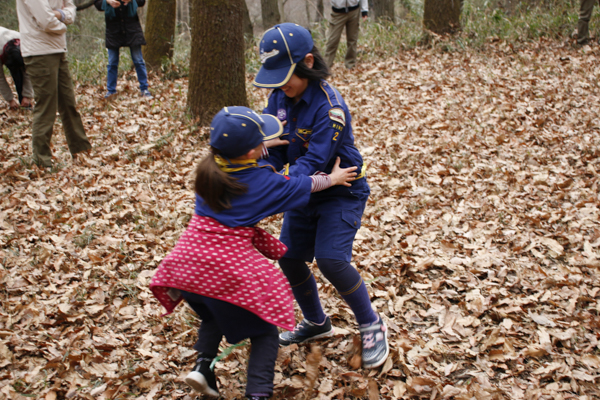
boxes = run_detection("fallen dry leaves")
[1,38,600,399]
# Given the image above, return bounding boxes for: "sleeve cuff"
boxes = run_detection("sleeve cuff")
[361,11,368,17]
[58,9,66,22]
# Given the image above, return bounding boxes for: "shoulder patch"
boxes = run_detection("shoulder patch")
[328,108,346,127]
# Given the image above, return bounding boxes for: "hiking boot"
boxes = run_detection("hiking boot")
[279,316,334,346]
[359,315,389,369]
[184,356,218,397]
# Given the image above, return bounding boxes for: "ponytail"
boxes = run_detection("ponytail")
[294,45,330,81]
[194,148,248,213]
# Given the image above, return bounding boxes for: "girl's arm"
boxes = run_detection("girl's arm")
[310,157,357,192]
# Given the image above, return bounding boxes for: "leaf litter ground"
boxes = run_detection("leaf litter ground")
[1,39,600,400]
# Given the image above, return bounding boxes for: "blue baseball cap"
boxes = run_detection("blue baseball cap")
[253,23,314,88]
[210,106,283,159]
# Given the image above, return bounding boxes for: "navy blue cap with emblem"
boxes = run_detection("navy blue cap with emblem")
[253,23,314,88]
[210,106,283,159]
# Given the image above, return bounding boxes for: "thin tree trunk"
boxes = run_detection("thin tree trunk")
[371,0,395,21]
[144,0,177,70]
[261,0,281,30]
[242,0,254,38]
[188,0,248,125]
[423,0,463,35]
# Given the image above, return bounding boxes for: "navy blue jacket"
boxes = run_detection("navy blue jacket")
[263,79,365,180]
[195,164,312,228]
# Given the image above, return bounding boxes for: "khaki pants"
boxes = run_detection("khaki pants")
[578,0,598,44]
[324,7,361,69]
[24,53,91,167]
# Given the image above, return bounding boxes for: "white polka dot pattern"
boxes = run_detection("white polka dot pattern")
[150,215,295,330]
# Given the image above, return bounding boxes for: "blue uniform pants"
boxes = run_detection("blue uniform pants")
[279,181,369,262]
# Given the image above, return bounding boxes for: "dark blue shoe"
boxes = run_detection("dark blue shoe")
[279,316,334,346]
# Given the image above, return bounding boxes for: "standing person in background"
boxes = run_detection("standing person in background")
[576,0,597,45]
[254,23,389,369]
[0,27,33,110]
[16,0,92,169]
[324,0,368,70]
[94,0,152,99]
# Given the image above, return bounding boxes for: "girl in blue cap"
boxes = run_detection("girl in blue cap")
[253,23,389,369]
[150,106,357,400]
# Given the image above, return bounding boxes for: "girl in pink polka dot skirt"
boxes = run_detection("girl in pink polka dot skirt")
[150,106,357,400]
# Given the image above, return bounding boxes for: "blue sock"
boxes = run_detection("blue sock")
[316,258,378,326]
[290,273,327,324]
[339,279,378,326]
[279,258,327,324]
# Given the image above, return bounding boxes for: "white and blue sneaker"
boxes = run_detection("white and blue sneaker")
[360,315,389,368]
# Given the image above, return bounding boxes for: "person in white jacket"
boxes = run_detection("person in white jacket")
[0,27,33,110]
[16,0,91,168]
[324,0,369,70]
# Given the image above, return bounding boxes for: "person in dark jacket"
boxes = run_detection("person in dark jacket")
[94,0,152,98]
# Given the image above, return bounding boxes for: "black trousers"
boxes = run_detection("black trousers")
[181,291,280,396]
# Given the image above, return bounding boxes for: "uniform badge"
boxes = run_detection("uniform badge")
[277,108,287,121]
[329,108,345,126]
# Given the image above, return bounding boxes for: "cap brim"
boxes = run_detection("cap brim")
[253,63,297,88]
[261,114,283,140]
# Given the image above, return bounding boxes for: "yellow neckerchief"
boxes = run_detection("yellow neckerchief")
[214,154,259,173]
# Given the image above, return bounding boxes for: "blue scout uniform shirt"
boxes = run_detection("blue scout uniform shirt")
[195,163,312,227]
[263,79,365,178]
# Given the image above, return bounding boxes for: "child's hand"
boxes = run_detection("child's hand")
[107,0,120,7]
[9,99,19,110]
[329,157,357,187]
[265,137,290,148]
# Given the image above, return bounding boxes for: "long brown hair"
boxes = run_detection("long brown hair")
[194,148,248,213]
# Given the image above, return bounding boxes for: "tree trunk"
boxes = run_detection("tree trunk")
[423,0,463,35]
[261,0,281,30]
[143,0,177,70]
[371,0,395,22]
[188,0,248,125]
[242,0,254,38]
[316,0,324,22]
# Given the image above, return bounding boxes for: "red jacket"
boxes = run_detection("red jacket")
[150,215,295,330]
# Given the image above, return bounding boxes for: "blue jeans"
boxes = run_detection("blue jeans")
[106,45,148,93]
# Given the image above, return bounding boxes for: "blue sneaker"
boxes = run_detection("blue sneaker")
[279,316,334,346]
[360,315,389,368]
[140,89,153,98]
[104,92,116,99]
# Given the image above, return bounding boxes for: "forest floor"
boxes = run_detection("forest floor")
[1,38,600,400]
